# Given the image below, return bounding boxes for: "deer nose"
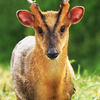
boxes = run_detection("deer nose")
[46,48,59,59]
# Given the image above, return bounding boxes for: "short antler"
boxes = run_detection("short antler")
[27,0,36,5]
[63,0,70,3]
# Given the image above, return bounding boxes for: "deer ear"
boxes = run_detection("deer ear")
[17,10,34,27]
[68,6,84,24]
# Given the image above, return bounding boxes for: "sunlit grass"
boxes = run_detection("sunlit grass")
[0,65,100,100]
[0,67,16,100]
[72,65,100,100]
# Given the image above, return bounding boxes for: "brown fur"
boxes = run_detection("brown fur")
[11,1,84,100]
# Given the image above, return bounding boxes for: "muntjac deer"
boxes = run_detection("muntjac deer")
[11,0,84,99]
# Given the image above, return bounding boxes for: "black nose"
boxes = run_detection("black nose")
[46,48,59,59]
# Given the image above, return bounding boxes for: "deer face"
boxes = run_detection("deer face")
[17,1,84,59]
[35,11,70,59]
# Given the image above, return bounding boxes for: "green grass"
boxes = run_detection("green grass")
[0,65,100,100]
[72,65,100,100]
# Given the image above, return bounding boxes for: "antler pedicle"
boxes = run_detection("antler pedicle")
[63,0,70,3]
[27,0,36,5]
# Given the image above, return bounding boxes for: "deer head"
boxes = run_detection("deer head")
[17,0,84,59]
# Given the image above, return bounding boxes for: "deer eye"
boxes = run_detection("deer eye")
[38,27,43,34]
[60,26,65,33]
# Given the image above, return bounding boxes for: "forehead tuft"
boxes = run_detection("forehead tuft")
[43,11,58,28]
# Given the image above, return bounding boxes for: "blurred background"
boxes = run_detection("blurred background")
[0,0,100,75]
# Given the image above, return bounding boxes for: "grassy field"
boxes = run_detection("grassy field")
[0,65,100,100]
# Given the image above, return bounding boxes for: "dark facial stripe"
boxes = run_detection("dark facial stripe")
[37,8,51,33]
[53,2,64,33]
[53,8,62,32]
[42,18,51,33]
